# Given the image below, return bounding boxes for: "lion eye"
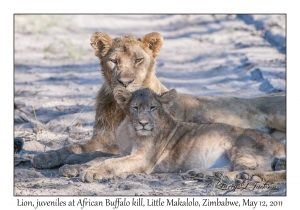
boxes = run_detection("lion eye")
[110,59,117,64]
[135,58,143,63]
[132,106,138,111]
[150,106,156,112]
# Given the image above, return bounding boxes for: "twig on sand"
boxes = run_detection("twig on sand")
[16,124,25,133]
[32,105,40,132]
[62,101,93,134]
[31,105,49,144]
[183,180,199,184]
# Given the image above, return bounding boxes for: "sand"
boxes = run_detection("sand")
[14,14,286,196]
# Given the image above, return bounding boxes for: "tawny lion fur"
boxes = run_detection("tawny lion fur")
[59,87,285,183]
[32,32,286,182]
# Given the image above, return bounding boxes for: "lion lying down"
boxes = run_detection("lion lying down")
[32,32,285,171]
[60,87,286,183]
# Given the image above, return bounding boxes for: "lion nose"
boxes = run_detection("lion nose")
[139,120,149,127]
[117,79,134,88]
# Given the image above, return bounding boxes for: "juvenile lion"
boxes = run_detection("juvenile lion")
[32,32,286,170]
[62,87,285,183]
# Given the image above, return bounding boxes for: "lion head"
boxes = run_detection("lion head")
[90,32,164,92]
[113,87,177,136]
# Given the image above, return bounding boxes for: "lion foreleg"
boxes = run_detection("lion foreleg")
[32,131,117,169]
[236,170,286,182]
[59,155,118,178]
[79,153,148,182]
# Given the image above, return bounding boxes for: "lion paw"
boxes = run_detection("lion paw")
[79,168,114,183]
[186,169,214,181]
[79,170,95,183]
[271,157,286,171]
[59,164,85,177]
[32,151,62,169]
[235,171,262,182]
[79,170,104,183]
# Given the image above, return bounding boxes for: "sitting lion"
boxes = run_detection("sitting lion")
[32,32,286,171]
[59,87,285,183]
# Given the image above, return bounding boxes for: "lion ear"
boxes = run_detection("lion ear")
[159,89,177,104]
[90,32,113,59]
[141,32,163,58]
[114,87,132,109]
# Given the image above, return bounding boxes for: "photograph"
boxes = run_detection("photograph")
[14,14,286,196]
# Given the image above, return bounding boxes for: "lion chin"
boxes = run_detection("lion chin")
[113,83,142,93]
[136,129,152,136]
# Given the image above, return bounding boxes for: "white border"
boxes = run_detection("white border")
[3,0,298,209]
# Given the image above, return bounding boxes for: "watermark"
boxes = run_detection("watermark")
[205,179,282,192]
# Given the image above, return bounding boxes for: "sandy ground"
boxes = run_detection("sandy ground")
[14,14,286,196]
